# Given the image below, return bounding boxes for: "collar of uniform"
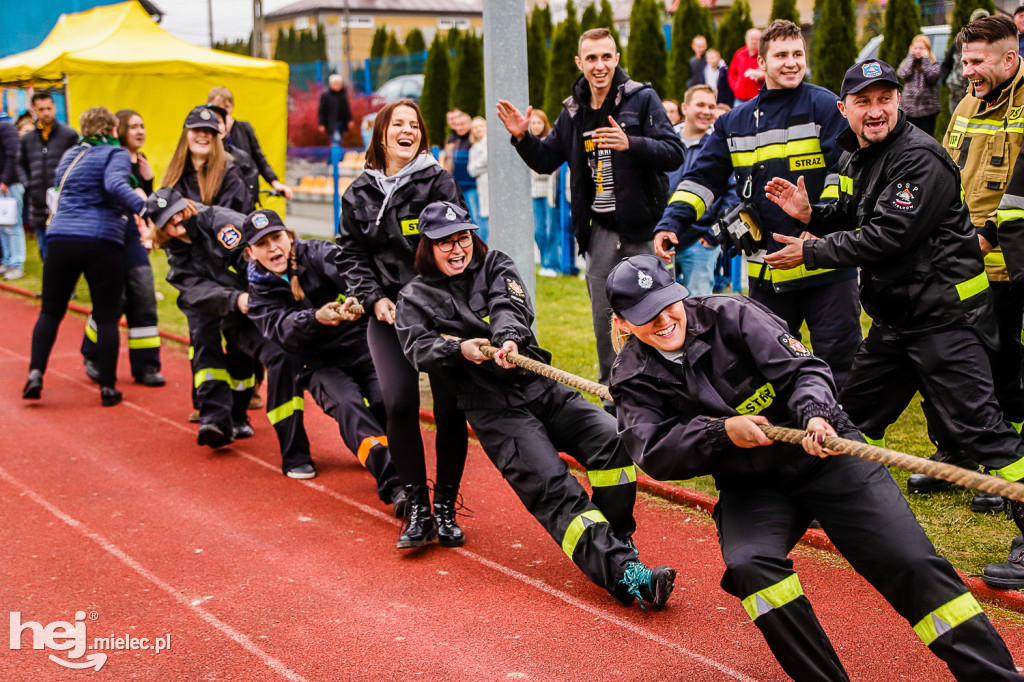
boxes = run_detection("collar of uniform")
[837,110,909,155]
[754,81,804,105]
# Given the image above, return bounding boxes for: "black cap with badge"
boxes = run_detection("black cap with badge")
[242,209,287,245]
[183,105,221,132]
[839,60,901,99]
[417,201,478,240]
[145,187,189,228]
[606,254,689,326]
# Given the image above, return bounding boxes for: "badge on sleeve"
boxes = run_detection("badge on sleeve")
[779,333,812,357]
[506,278,526,304]
[890,182,920,212]
[217,224,242,249]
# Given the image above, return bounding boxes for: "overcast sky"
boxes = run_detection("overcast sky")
[158,0,295,47]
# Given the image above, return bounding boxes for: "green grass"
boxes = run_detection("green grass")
[13,237,1018,578]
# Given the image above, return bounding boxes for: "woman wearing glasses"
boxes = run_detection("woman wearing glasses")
[335,100,469,549]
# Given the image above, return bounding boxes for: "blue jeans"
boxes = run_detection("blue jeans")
[676,240,720,296]
[533,197,561,270]
[462,187,488,241]
[0,183,26,269]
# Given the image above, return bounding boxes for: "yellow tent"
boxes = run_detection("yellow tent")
[0,1,288,214]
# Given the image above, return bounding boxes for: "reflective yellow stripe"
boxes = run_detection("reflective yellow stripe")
[819,185,839,200]
[741,573,804,621]
[993,454,1024,483]
[232,374,256,391]
[839,175,854,195]
[587,465,637,488]
[560,509,608,559]
[985,251,1005,269]
[736,382,775,415]
[127,336,161,349]
[668,190,707,219]
[913,593,983,646]
[1012,421,1023,434]
[85,323,98,342]
[747,261,835,283]
[194,368,231,388]
[863,434,886,448]
[955,272,989,300]
[356,435,388,466]
[997,208,1024,226]
[729,138,822,167]
[188,346,195,360]
[267,396,305,426]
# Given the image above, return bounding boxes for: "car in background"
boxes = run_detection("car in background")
[374,73,424,103]
[858,25,951,64]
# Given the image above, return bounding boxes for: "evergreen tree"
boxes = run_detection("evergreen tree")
[298,30,313,62]
[405,28,426,54]
[447,26,462,53]
[421,33,452,147]
[879,0,921,67]
[813,0,857,95]
[950,0,995,36]
[378,31,407,86]
[668,0,714,100]
[370,26,389,59]
[286,28,298,63]
[715,0,753,61]
[527,9,550,108]
[215,38,251,56]
[452,33,485,117]
[544,4,581,118]
[316,23,327,61]
[273,28,289,61]
[859,0,884,48]
[627,0,668,95]
[597,0,623,70]
[536,3,553,43]
[581,2,599,31]
[770,0,801,24]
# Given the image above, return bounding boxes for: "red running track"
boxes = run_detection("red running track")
[0,290,1022,681]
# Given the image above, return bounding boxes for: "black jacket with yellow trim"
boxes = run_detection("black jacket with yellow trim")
[805,114,996,340]
[657,81,854,292]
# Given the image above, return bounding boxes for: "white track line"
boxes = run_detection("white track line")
[0,342,757,681]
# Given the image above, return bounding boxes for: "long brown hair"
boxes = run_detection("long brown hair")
[413,230,489,277]
[365,100,430,171]
[115,109,141,147]
[161,127,229,205]
[147,198,198,247]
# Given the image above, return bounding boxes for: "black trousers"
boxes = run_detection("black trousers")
[466,383,637,591]
[715,448,1020,681]
[302,356,400,502]
[184,308,254,432]
[748,277,862,390]
[31,238,124,387]
[366,316,467,489]
[841,324,1024,472]
[81,230,161,376]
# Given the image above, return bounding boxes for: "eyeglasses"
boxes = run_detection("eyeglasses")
[435,234,473,252]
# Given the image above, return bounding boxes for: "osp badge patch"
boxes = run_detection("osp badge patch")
[217,224,242,249]
[506,278,526,304]
[779,333,812,357]
[890,182,919,211]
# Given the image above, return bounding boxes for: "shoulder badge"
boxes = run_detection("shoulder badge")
[890,182,919,212]
[217,224,242,249]
[779,333,812,358]
[506,277,526,304]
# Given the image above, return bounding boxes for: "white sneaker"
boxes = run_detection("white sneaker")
[538,267,558,278]
[0,264,8,275]
[3,268,24,280]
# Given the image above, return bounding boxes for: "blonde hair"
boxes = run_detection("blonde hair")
[529,109,552,136]
[207,86,234,108]
[161,127,230,206]
[469,116,487,144]
[911,34,935,62]
[80,106,118,138]
[147,198,198,248]
[610,316,632,354]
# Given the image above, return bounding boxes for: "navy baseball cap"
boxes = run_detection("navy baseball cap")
[242,209,287,245]
[418,201,478,240]
[145,187,189,228]
[606,255,689,326]
[183,105,221,132]
[839,60,901,99]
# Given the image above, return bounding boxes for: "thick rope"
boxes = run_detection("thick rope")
[433,334,1024,502]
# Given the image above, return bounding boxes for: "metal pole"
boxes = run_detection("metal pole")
[252,0,265,58]
[483,0,535,299]
[343,0,353,83]
[207,0,214,48]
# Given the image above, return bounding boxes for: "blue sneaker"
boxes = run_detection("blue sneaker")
[616,560,676,612]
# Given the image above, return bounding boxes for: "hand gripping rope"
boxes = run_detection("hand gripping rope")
[426,332,1024,503]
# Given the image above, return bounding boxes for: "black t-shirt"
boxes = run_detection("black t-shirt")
[131,157,153,195]
[581,99,617,215]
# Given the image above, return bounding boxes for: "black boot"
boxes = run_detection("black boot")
[22,370,43,400]
[906,450,977,493]
[397,485,437,549]
[433,483,466,548]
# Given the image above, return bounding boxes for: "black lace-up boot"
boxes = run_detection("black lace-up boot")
[433,483,466,547]
[397,485,437,549]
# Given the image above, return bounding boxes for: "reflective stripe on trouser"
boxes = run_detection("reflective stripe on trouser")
[228,323,312,473]
[184,309,255,430]
[305,362,400,501]
[741,573,804,620]
[587,465,637,488]
[465,383,638,591]
[716,452,1020,681]
[913,593,983,646]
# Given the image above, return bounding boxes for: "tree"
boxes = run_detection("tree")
[298,30,314,62]
[668,0,714,100]
[405,28,426,54]
[770,0,801,24]
[377,31,407,87]
[421,33,452,146]
[447,26,462,53]
[581,2,599,31]
[812,0,857,96]
[315,23,327,62]
[535,3,553,43]
[452,32,485,117]
[597,0,624,70]
[370,26,389,60]
[627,0,668,96]
[859,0,884,49]
[878,0,921,67]
[544,2,581,118]
[950,0,995,36]
[215,38,251,55]
[715,0,753,62]
[527,9,550,108]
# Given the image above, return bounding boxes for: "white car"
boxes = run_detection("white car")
[858,25,951,64]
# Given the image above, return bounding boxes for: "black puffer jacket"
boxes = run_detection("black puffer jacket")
[17,121,79,222]
[336,161,464,308]
[805,114,995,340]
[396,249,554,410]
[164,204,249,327]
[0,117,19,187]
[247,238,369,362]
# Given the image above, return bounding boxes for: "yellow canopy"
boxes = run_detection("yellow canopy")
[0,1,289,214]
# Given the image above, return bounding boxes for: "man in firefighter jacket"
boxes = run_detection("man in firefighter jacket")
[654,19,862,389]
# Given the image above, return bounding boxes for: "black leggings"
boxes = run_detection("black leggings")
[367,316,467,489]
[31,238,125,387]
